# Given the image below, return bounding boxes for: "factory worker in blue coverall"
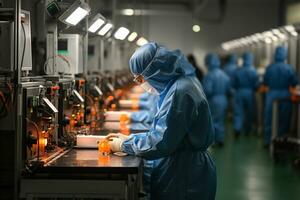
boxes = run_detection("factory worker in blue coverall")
[263,46,298,147]
[223,54,238,80]
[203,54,230,146]
[232,52,259,137]
[222,54,238,116]
[106,42,216,200]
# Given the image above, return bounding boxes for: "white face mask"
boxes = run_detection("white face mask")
[140,82,159,95]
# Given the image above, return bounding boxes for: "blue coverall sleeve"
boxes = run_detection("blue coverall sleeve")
[202,76,214,98]
[139,92,151,101]
[131,111,152,122]
[131,109,156,124]
[122,91,195,160]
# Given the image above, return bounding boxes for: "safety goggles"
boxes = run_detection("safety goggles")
[133,74,145,85]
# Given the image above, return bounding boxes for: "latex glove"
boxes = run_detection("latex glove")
[108,137,123,152]
[105,133,130,152]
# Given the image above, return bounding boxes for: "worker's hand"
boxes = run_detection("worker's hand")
[289,86,300,96]
[108,137,123,152]
[105,133,130,152]
[257,85,269,93]
[106,133,129,141]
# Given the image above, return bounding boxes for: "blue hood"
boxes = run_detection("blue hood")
[205,53,220,71]
[242,52,253,67]
[129,42,195,93]
[274,46,287,62]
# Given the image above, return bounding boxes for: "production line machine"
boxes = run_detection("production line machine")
[0,4,149,198]
[19,73,149,199]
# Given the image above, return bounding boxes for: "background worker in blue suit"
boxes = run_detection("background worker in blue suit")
[232,52,259,137]
[223,54,238,80]
[106,42,216,200]
[203,53,230,147]
[222,54,238,118]
[263,46,298,147]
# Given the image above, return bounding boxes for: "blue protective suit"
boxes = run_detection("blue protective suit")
[263,47,298,144]
[223,54,238,80]
[131,95,158,124]
[232,53,259,134]
[203,54,230,143]
[122,43,216,200]
[130,94,159,130]
[138,92,158,110]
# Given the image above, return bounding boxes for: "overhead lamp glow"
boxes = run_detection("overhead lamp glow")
[291,31,298,37]
[122,9,134,16]
[88,15,105,33]
[59,0,90,26]
[65,7,88,25]
[192,24,201,32]
[98,23,113,36]
[136,37,148,46]
[277,33,286,40]
[264,38,272,44]
[221,43,230,50]
[263,31,273,38]
[272,29,281,35]
[271,36,278,42]
[284,25,295,33]
[114,27,130,40]
[128,32,138,42]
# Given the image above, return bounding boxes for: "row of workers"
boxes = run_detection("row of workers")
[201,46,298,147]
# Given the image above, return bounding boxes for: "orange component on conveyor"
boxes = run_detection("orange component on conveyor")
[120,123,130,135]
[131,99,139,110]
[98,139,111,156]
[120,113,130,123]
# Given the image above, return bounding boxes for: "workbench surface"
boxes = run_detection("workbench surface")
[40,149,142,174]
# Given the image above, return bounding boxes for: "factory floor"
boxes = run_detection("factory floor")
[210,122,300,200]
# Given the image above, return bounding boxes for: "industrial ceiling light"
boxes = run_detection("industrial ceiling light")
[271,35,278,42]
[192,24,201,32]
[88,14,106,33]
[272,29,281,35]
[262,31,273,38]
[291,31,298,37]
[277,33,286,39]
[284,25,295,33]
[122,9,134,16]
[264,38,272,44]
[221,43,230,50]
[136,37,148,46]
[128,32,138,42]
[98,23,113,36]
[59,0,90,26]
[114,27,130,40]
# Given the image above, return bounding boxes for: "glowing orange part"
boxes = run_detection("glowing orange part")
[98,139,111,155]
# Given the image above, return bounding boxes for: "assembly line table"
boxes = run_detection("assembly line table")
[20,149,142,200]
